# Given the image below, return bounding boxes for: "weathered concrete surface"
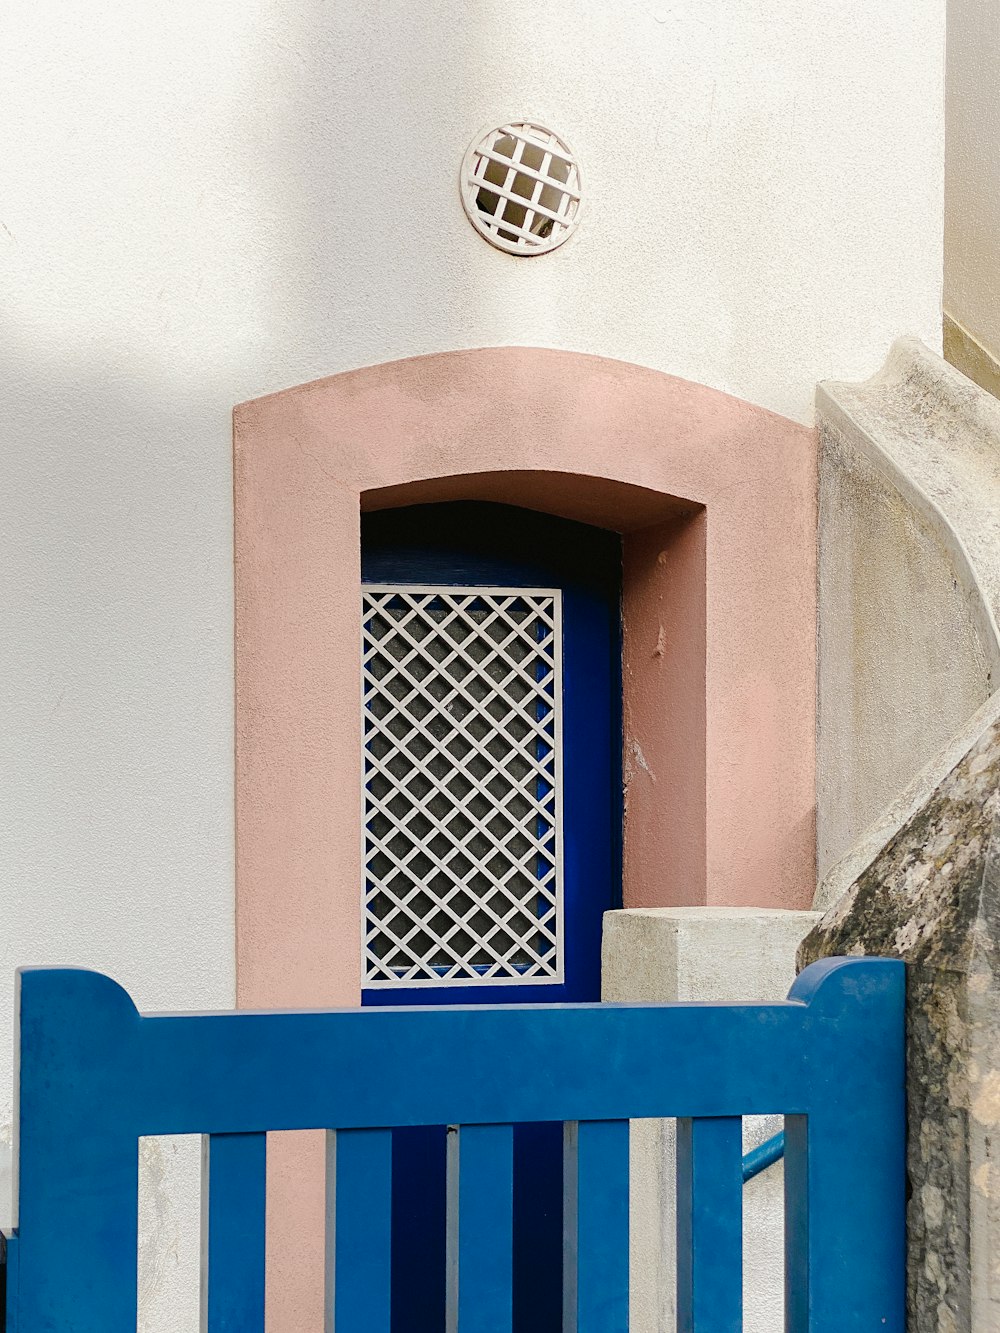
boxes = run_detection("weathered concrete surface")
[603,907,820,1333]
[801,709,1000,1333]
[816,690,1000,912]
[817,338,1000,883]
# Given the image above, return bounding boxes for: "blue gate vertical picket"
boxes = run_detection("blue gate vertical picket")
[10,969,139,1333]
[563,1120,630,1332]
[14,1127,139,1333]
[675,1116,743,1332]
[783,957,907,1333]
[446,1124,514,1332]
[330,1129,393,1333]
[204,1132,266,1333]
[784,1107,906,1332]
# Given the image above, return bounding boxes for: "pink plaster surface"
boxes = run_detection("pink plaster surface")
[233,346,817,1332]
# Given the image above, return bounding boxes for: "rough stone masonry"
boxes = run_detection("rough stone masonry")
[800,708,1000,1333]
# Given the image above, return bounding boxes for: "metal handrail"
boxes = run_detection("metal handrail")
[741,1130,785,1183]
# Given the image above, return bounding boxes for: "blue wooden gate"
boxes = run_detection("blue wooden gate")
[2,956,904,1332]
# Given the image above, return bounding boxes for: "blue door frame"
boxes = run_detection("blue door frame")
[1,957,906,1332]
[362,502,622,1331]
[361,502,623,1005]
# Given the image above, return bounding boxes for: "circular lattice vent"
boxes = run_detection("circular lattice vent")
[461,122,582,256]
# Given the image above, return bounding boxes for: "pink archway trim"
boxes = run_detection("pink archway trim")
[233,346,816,1332]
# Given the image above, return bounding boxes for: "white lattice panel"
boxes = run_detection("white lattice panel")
[362,586,564,987]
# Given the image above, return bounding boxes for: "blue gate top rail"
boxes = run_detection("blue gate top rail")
[2,955,905,1333]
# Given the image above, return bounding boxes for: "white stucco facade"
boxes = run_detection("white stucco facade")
[1,0,945,1317]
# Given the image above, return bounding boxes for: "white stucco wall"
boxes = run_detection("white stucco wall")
[3,0,944,428]
[945,0,1000,368]
[1,0,944,1321]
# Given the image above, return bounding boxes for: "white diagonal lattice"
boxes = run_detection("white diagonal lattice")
[361,586,564,987]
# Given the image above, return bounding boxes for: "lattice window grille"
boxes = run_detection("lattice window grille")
[362,585,564,988]
[461,122,582,256]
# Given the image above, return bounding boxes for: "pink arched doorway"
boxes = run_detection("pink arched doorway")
[233,346,817,1332]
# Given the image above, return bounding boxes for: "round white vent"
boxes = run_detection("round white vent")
[461,122,582,256]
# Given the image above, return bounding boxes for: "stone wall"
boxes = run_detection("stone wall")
[802,708,1000,1332]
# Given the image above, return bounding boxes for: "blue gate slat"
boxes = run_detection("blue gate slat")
[10,960,900,1133]
[784,1108,906,1333]
[563,1120,629,1333]
[204,1132,266,1333]
[446,1124,513,1332]
[331,1128,393,1333]
[783,962,906,1333]
[12,1122,137,1333]
[676,1116,743,1332]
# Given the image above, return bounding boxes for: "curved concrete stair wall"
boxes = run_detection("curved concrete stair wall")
[816,337,1000,904]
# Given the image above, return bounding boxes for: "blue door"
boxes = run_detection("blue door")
[361,502,622,1332]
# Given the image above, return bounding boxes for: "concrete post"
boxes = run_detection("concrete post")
[801,707,1000,1333]
[602,907,819,1333]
